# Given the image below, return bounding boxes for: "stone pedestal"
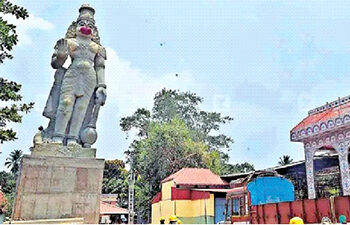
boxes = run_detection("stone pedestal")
[12,144,104,224]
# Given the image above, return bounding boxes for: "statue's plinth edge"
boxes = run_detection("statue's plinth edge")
[12,152,104,224]
[31,143,96,158]
[5,217,84,224]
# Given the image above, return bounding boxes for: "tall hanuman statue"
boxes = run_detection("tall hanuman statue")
[41,4,106,148]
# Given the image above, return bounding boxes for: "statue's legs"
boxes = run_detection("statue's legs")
[52,68,95,145]
[67,94,91,144]
[52,94,75,142]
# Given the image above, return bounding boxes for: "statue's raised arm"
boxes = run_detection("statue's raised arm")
[51,39,69,69]
[41,4,107,148]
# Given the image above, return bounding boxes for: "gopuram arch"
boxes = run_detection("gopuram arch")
[291,95,350,199]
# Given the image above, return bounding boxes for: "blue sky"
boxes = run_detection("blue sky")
[1,0,350,170]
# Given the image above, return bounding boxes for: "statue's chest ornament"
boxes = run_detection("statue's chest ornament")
[70,41,97,60]
[79,42,93,58]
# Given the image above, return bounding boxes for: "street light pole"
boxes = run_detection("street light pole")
[128,160,135,224]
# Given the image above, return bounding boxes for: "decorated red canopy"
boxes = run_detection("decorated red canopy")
[291,95,350,142]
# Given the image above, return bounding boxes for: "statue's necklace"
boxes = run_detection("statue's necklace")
[78,41,90,59]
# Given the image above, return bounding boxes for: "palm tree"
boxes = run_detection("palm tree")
[5,149,23,175]
[278,155,293,166]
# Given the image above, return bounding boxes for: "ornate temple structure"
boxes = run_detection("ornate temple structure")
[291,95,350,199]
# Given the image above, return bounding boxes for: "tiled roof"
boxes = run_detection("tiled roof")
[290,95,350,142]
[100,202,128,215]
[162,168,228,186]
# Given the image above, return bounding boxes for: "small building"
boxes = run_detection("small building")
[151,168,229,224]
[100,202,128,224]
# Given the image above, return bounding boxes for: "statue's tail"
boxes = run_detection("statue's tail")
[42,67,66,140]
[43,68,66,119]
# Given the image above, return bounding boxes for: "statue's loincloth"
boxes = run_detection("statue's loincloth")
[61,68,96,98]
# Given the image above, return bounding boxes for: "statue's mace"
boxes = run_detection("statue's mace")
[80,102,101,148]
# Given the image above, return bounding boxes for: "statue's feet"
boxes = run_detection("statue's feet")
[51,136,64,144]
[67,138,80,147]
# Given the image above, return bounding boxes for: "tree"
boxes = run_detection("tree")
[0,171,16,217]
[102,159,129,208]
[130,118,226,221]
[221,162,255,175]
[5,149,23,175]
[0,171,16,194]
[0,0,29,63]
[0,0,34,144]
[278,155,293,166]
[120,89,234,222]
[121,89,234,152]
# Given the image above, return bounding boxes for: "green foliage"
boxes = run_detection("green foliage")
[0,1,33,218]
[132,117,222,182]
[0,171,16,217]
[4,149,23,176]
[0,79,34,143]
[102,159,129,208]
[221,162,255,175]
[120,89,235,222]
[278,155,293,166]
[0,0,29,63]
[0,171,15,194]
[121,89,234,151]
[120,108,150,137]
[130,118,221,222]
[0,0,33,144]
[3,192,14,217]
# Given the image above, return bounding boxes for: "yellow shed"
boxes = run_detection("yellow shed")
[151,168,229,224]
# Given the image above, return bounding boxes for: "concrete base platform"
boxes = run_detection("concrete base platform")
[31,143,96,158]
[5,217,84,224]
[12,150,104,224]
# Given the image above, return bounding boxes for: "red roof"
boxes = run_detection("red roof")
[100,202,128,215]
[290,96,350,142]
[151,192,162,204]
[162,168,228,186]
[292,101,350,132]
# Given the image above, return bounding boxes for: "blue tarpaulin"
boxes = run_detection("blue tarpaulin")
[247,177,295,206]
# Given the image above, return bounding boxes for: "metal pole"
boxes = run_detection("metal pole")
[128,161,135,224]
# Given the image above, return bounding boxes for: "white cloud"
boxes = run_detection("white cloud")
[103,47,202,117]
[1,13,54,45]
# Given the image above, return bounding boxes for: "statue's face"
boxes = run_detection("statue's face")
[76,19,93,37]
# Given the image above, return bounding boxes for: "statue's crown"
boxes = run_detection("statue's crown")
[77,3,95,24]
